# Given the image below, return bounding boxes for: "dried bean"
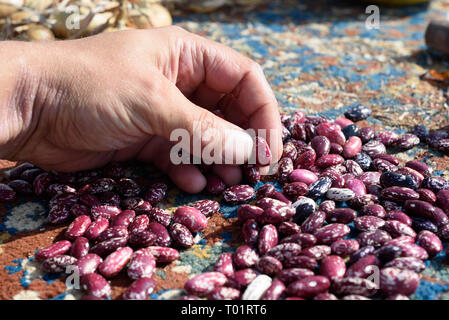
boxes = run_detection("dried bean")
[170,223,194,247]
[76,253,103,276]
[36,240,71,261]
[81,273,111,298]
[223,185,255,204]
[380,267,420,296]
[122,277,156,300]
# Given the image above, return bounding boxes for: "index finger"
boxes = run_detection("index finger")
[188,34,284,162]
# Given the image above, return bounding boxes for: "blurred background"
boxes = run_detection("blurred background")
[0,0,437,41]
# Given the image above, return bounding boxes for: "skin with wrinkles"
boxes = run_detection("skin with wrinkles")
[0,26,283,193]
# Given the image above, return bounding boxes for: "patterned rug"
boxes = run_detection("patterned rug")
[2,0,449,300]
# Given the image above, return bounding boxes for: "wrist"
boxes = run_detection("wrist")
[0,41,60,161]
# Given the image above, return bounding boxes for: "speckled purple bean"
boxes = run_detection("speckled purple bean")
[261,279,286,300]
[129,215,150,234]
[36,240,71,261]
[206,174,226,195]
[326,208,357,224]
[207,287,241,300]
[347,246,375,265]
[111,210,135,228]
[320,255,346,280]
[128,230,156,247]
[344,160,363,176]
[372,158,397,173]
[146,246,179,263]
[98,246,133,278]
[258,224,278,256]
[276,157,294,182]
[397,243,429,260]
[343,136,362,158]
[354,216,385,232]
[345,178,366,196]
[278,221,301,236]
[311,135,331,158]
[76,253,103,276]
[223,185,255,204]
[227,269,258,289]
[316,154,344,168]
[256,184,276,200]
[122,277,156,300]
[191,199,220,217]
[380,267,420,296]
[283,255,318,269]
[362,204,386,218]
[84,217,109,241]
[267,243,302,262]
[357,230,391,248]
[318,200,336,214]
[294,148,316,170]
[386,210,412,226]
[173,206,207,233]
[70,204,88,218]
[348,194,379,209]
[81,273,111,298]
[289,169,318,185]
[242,219,260,247]
[214,253,234,278]
[280,233,316,248]
[384,257,426,273]
[43,255,78,273]
[417,188,436,203]
[65,215,91,240]
[256,256,283,275]
[276,268,314,284]
[170,223,194,248]
[97,226,129,243]
[287,276,330,298]
[332,277,378,296]
[282,141,298,161]
[48,204,71,224]
[145,182,168,206]
[383,220,417,238]
[362,140,386,157]
[331,239,360,257]
[90,237,128,257]
[91,205,121,220]
[302,245,331,260]
[301,210,326,234]
[127,248,156,280]
[357,171,381,186]
[233,245,259,269]
[416,230,442,256]
[70,236,90,259]
[375,130,399,146]
[256,198,295,224]
[314,223,350,244]
[282,182,308,200]
[405,160,433,177]
[345,255,380,278]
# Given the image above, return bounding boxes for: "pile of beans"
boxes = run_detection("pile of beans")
[2,104,449,300]
[181,105,449,300]
[0,162,221,299]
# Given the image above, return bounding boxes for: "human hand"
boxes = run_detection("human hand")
[0,26,282,193]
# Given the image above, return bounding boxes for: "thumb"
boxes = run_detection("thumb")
[148,78,254,166]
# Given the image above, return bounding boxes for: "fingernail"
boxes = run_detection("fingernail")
[222,129,254,165]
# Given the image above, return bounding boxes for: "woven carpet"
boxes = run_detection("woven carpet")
[2,0,449,300]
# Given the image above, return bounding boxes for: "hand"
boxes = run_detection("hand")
[0,26,283,193]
